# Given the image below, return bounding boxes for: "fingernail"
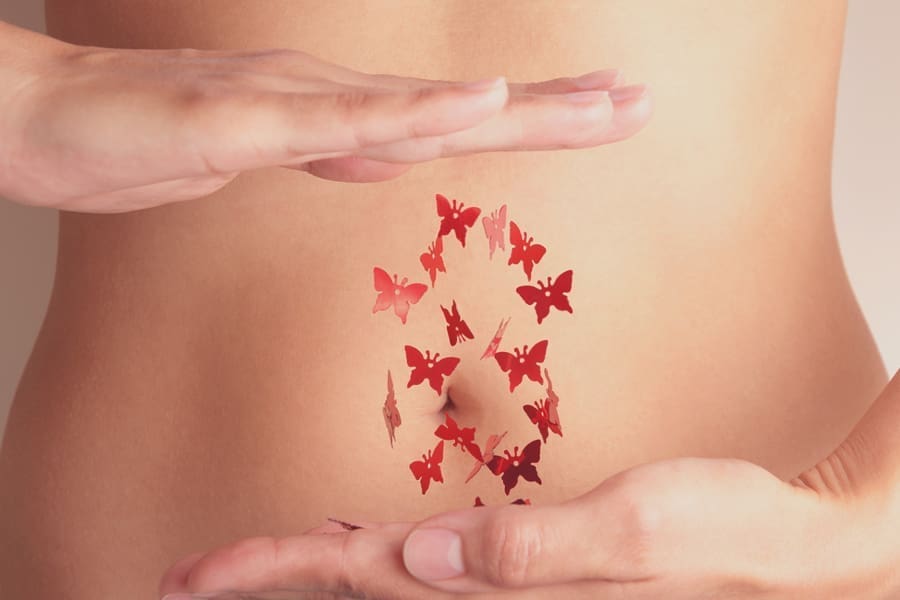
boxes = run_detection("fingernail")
[609,84,648,103]
[563,90,610,104]
[573,69,620,89]
[403,528,465,581]
[161,594,194,600]
[460,76,506,92]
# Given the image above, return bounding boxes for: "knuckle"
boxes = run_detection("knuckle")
[481,507,544,587]
[614,492,665,576]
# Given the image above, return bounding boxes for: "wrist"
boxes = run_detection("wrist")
[0,20,69,204]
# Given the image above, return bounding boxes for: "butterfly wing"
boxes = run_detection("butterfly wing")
[516,283,551,324]
[405,345,428,388]
[548,270,574,312]
[426,356,460,395]
[521,340,548,385]
[372,267,395,313]
[394,281,427,324]
[523,403,549,443]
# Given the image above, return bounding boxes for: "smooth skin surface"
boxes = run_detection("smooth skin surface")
[1,1,895,599]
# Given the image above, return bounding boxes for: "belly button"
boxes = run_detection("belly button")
[440,389,455,413]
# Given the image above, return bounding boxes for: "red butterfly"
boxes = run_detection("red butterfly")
[372,267,428,325]
[405,345,460,396]
[327,517,364,531]
[409,440,445,495]
[480,316,511,360]
[494,339,548,393]
[382,370,401,448]
[465,430,507,482]
[482,204,508,259]
[523,398,563,444]
[517,270,574,324]
[419,236,446,288]
[487,439,543,495]
[434,413,480,456]
[441,300,474,346]
[544,368,562,432]
[508,221,546,281]
[436,193,481,247]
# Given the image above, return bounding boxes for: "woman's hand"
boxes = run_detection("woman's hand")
[158,371,900,599]
[0,21,650,213]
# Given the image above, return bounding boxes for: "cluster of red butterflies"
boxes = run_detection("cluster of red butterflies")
[375,193,573,506]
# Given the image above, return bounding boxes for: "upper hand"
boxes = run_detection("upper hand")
[0,24,651,213]
[158,371,900,600]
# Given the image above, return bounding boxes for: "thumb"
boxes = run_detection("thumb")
[400,496,640,592]
[791,369,900,501]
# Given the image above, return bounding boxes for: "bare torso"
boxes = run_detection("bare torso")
[0,1,887,598]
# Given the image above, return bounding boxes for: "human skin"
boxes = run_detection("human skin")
[158,372,900,598]
[1,2,893,599]
[0,20,648,212]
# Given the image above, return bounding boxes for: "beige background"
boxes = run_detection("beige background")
[1,1,897,438]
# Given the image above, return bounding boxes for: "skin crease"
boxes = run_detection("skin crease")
[0,1,895,599]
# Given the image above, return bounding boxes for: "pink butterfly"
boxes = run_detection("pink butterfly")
[516,270,574,324]
[419,237,446,288]
[465,430,508,483]
[405,345,460,396]
[494,339,548,393]
[409,440,444,495]
[508,221,546,281]
[480,317,511,360]
[371,267,428,325]
[436,193,481,247]
[482,204,508,260]
[382,370,401,448]
[544,368,562,432]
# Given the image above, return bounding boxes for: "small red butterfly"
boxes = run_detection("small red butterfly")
[437,193,481,247]
[487,439,543,495]
[372,267,428,325]
[517,270,574,324]
[494,339,548,393]
[441,300,474,346]
[419,236,446,288]
[434,413,480,456]
[523,398,563,443]
[544,368,562,432]
[482,204,508,259]
[480,317,511,360]
[382,370,401,448]
[508,221,546,281]
[327,517,364,531]
[465,430,507,483]
[405,345,460,396]
[409,439,445,495]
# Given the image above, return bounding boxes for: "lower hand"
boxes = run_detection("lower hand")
[0,22,650,213]
[158,371,900,599]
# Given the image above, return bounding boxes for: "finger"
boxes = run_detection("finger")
[183,78,509,176]
[399,501,638,593]
[158,551,209,596]
[362,68,624,95]
[285,156,415,183]
[170,525,445,599]
[59,173,238,213]
[350,84,649,164]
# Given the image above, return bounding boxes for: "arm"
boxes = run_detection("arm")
[158,372,900,599]
[0,19,649,213]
